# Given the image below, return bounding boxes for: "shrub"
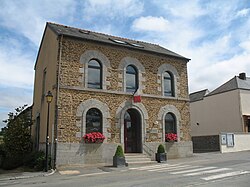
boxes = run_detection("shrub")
[114,145,124,157]
[2,155,23,170]
[0,144,6,168]
[157,144,165,154]
[23,151,46,171]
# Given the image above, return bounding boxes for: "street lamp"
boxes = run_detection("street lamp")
[45,91,53,172]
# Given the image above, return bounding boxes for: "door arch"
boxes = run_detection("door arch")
[124,108,142,153]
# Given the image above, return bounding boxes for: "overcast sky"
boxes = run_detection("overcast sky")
[0,0,250,129]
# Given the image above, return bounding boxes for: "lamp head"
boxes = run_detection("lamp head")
[46,91,53,103]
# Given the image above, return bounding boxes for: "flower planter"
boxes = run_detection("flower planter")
[83,132,105,143]
[113,156,126,167]
[155,153,167,163]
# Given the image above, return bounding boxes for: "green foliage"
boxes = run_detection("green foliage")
[1,105,32,169]
[2,155,23,170]
[157,144,165,153]
[114,145,124,157]
[0,144,5,168]
[23,151,46,171]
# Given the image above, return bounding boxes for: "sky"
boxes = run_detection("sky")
[0,0,250,129]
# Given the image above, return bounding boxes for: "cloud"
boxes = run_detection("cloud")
[0,0,77,46]
[0,38,34,88]
[82,0,144,20]
[0,87,32,129]
[236,8,250,17]
[132,16,170,32]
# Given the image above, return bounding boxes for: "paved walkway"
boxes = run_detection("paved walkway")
[0,169,55,181]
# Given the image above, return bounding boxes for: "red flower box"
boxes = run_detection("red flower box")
[83,132,105,143]
[165,133,177,142]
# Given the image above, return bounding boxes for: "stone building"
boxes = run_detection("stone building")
[31,22,192,167]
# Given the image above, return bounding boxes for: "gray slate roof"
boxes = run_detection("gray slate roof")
[47,22,190,61]
[206,76,250,96]
[189,89,209,102]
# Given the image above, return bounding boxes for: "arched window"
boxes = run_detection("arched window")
[88,59,102,89]
[86,108,102,134]
[165,113,176,134]
[126,65,138,93]
[163,71,174,97]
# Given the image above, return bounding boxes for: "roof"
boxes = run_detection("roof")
[207,75,250,96]
[189,89,209,102]
[47,22,190,61]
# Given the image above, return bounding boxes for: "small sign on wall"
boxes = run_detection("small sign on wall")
[221,133,235,147]
[221,134,227,145]
[226,133,234,147]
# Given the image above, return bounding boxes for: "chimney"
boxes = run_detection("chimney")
[239,72,246,80]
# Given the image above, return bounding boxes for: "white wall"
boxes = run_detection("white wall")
[220,133,250,153]
[191,90,243,136]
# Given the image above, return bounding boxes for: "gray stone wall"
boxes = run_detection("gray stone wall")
[56,142,117,166]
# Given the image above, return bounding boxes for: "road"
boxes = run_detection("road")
[1,151,250,187]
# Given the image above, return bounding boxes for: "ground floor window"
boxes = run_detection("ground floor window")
[165,112,177,142]
[86,108,102,133]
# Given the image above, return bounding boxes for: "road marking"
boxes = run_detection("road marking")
[129,164,180,170]
[59,170,81,175]
[202,170,250,181]
[78,172,107,177]
[170,167,217,175]
[149,165,199,172]
[184,168,232,176]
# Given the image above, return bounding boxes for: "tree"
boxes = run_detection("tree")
[2,105,32,169]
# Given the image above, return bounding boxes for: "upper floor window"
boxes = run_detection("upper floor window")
[86,108,102,134]
[163,71,174,97]
[165,113,177,134]
[126,65,138,93]
[88,59,102,89]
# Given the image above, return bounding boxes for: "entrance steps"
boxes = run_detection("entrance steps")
[125,153,157,166]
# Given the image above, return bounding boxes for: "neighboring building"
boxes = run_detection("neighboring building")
[190,73,250,152]
[31,22,192,167]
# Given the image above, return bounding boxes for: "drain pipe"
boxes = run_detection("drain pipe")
[53,34,63,169]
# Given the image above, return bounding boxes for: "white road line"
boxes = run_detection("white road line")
[78,172,107,177]
[202,170,250,181]
[129,164,180,170]
[149,165,199,172]
[184,168,232,176]
[170,167,217,175]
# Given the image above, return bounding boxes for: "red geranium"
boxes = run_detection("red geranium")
[83,132,105,143]
[165,133,177,142]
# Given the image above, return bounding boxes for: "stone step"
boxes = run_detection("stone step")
[125,153,157,166]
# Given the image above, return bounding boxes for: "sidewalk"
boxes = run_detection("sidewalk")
[0,168,55,181]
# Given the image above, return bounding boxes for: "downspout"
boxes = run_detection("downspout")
[53,34,63,169]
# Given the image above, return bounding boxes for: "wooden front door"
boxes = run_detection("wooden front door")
[124,109,142,153]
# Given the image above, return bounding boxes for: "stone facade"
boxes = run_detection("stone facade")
[32,23,192,167]
[55,37,192,165]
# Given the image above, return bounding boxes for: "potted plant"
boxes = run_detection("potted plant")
[83,132,105,143]
[155,144,167,163]
[113,145,126,167]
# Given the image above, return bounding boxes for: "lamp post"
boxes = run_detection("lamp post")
[45,91,53,172]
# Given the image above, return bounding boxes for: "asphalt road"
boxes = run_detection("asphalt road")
[1,151,250,187]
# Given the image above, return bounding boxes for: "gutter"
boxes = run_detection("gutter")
[53,34,63,169]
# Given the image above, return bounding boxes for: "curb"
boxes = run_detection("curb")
[0,169,56,181]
